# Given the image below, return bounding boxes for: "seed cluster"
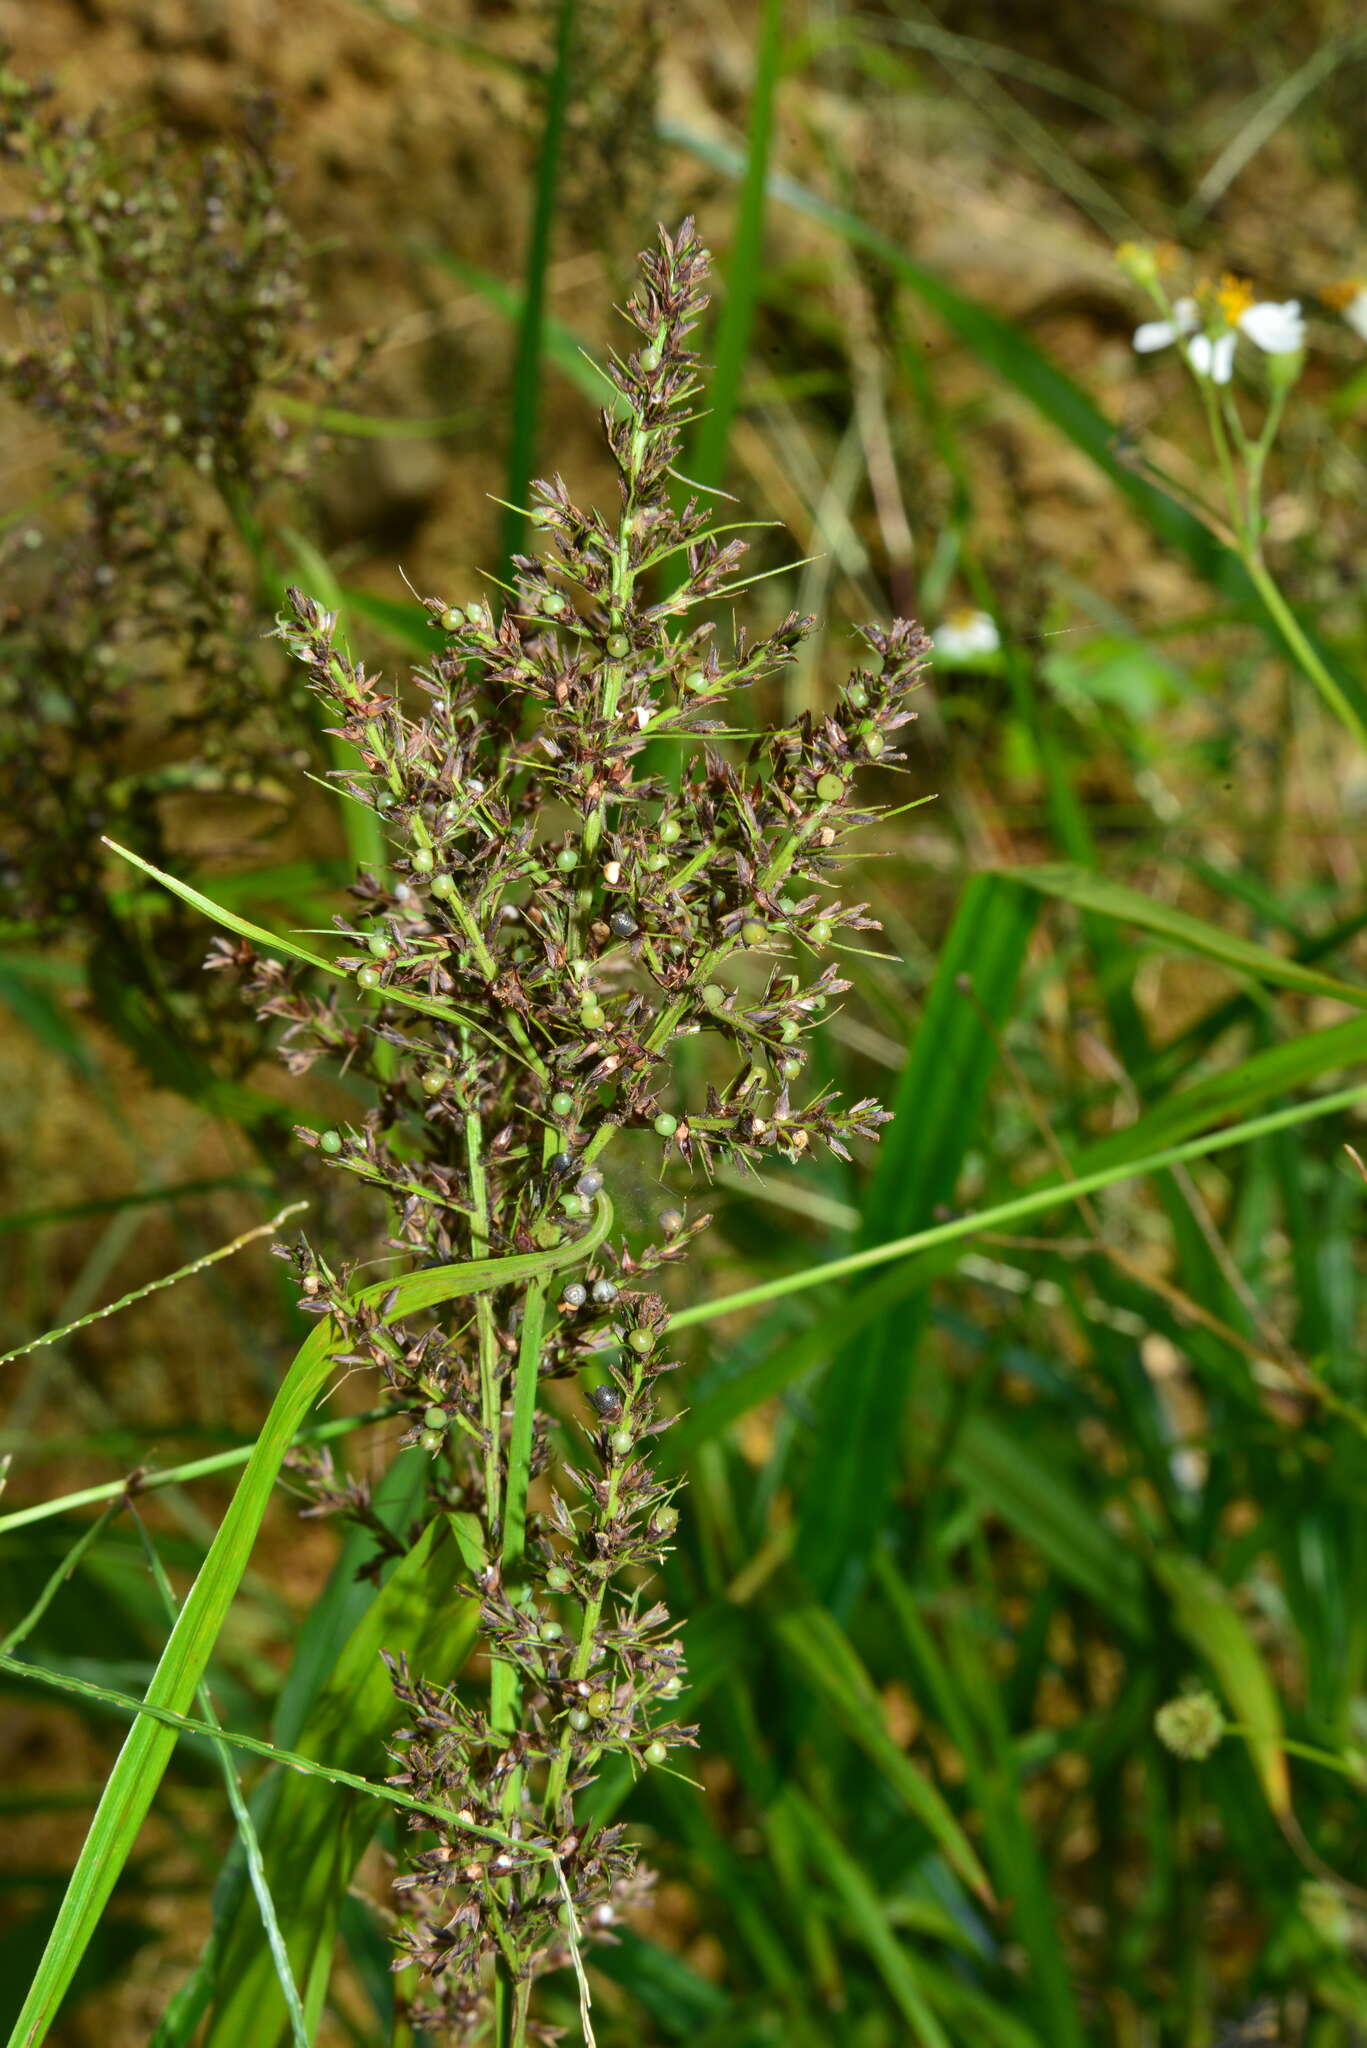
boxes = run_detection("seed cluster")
[0,63,344,1082]
[227,220,926,2034]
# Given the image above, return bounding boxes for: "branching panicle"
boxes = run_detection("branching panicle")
[235,219,927,2039]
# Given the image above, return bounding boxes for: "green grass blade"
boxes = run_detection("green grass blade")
[948,1415,1150,1640]
[4,1203,611,2048]
[422,253,608,407]
[670,1082,1367,1330]
[0,1654,503,1837]
[785,1789,953,2046]
[201,1518,480,2048]
[1007,862,1367,1010]
[687,0,785,492]
[101,839,522,1055]
[337,586,436,655]
[0,1505,124,1658]
[132,1524,309,2048]
[771,1605,993,1900]
[279,532,388,882]
[500,0,576,579]
[0,1411,393,1537]
[269,395,474,439]
[1151,1552,1290,1819]
[793,874,1035,1606]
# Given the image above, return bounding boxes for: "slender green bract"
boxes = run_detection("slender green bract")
[5,1197,611,2048]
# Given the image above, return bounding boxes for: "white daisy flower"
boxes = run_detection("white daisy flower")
[931,609,1000,661]
[1324,279,1367,342]
[1132,278,1305,384]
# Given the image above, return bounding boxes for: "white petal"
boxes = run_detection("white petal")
[1189,331,1236,383]
[1132,299,1199,355]
[1239,298,1305,354]
[1343,290,1367,343]
[1133,318,1179,353]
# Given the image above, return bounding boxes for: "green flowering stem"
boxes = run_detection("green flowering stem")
[1241,550,1367,752]
[1224,1728,1366,1784]
[465,1109,506,1530]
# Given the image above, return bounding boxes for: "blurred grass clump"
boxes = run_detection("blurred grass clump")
[1,3,1364,2046]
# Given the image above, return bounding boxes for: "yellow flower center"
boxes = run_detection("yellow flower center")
[1214,273,1255,327]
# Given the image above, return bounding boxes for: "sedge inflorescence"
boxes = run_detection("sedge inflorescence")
[223,219,926,2033]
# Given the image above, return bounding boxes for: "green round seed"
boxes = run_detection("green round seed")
[551,1090,574,1117]
[319,1130,343,1155]
[816,773,844,801]
[367,932,391,957]
[645,852,667,872]
[568,1708,590,1732]
[659,818,682,846]
[423,1405,447,1432]
[545,1564,570,1592]
[701,983,725,1010]
[659,1673,682,1699]
[653,1112,678,1139]
[654,1505,679,1536]
[847,683,869,709]
[683,668,708,694]
[740,919,766,947]
[781,1057,802,1081]
[780,1020,801,1043]
[419,1427,444,1452]
[411,848,434,874]
[863,728,886,758]
[628,1329,654,1356]
[465,603,486,626]
[421,1069,447,1096]
[809,919,833,944]
[610,1427,633,1456]
[430,871,455,899]
[556,846,578,872]
[658,1207,684,1236]
[639,341,661,373]
[645,1740,668,1766]
[606,632,630,659]
[587,1690,611,1717]
[540,1620,564,1643]
[356,965,381,990]
[439,608,461,631]
[541,590,566,616]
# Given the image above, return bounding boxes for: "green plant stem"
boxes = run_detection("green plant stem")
[501,1276,549,1573]
[465,1109,504,1530]
[0,1409,398,1535]
[1241,549,1367,750]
